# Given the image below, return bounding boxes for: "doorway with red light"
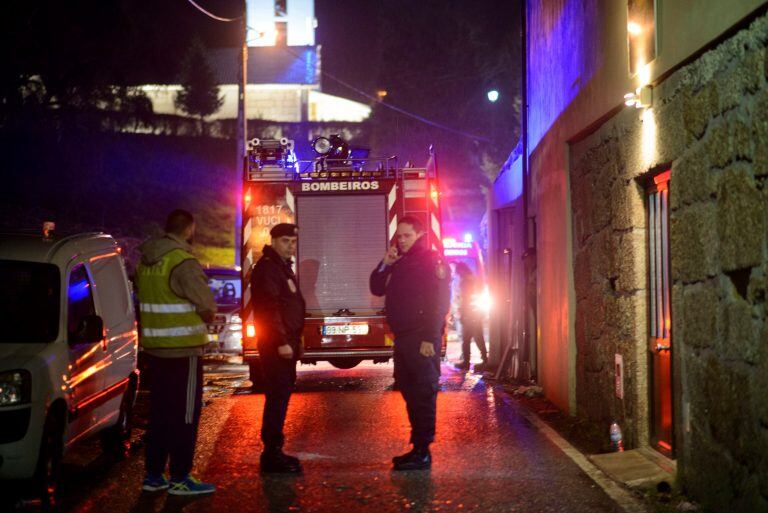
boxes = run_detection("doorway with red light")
[647,169,673,456]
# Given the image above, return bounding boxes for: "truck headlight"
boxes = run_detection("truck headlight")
[0,370,31,406]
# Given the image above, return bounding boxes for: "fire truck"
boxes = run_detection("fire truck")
[240,136,445,385]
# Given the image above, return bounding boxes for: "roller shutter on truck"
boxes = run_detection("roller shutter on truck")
[296,194,386,314]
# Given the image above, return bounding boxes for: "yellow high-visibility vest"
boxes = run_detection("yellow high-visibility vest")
[136,248,207,349]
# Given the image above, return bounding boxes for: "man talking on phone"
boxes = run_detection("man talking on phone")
[251,223,305,473]
[369,216,451,470]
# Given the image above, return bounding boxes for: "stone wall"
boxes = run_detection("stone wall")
[569,12,768,511]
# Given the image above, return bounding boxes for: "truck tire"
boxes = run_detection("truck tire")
[328,358,362,370]
[101,382,136,459]
[33,409,64,506]
[248,360,266,390]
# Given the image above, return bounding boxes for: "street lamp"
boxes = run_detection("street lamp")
[487,90,499,103]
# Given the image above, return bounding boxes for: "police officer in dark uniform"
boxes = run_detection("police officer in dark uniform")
[251,223,305,473]
[370,215,451,471]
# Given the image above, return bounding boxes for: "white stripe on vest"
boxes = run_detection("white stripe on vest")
[140,303,196,313]
[142,325,207,337]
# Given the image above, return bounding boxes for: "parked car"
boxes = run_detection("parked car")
[0,231,139,502]
[203,267,242,355]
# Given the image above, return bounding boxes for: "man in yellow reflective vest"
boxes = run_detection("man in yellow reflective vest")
[136,209,217,495]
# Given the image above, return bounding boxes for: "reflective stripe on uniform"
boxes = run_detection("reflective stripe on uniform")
[140,303,196,313]
[142,325,207,338]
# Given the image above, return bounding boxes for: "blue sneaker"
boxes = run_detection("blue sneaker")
[168,475,216,496]
[141,474,169,492]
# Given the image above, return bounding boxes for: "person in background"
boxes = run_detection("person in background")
[454,262,488,371]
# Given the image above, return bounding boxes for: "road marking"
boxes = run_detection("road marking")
[497,389,649,513]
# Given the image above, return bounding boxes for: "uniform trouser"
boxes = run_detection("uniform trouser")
[461,319,488,362]
[259,345,298,450]
[393,334,441,448]
[145,354,203,480]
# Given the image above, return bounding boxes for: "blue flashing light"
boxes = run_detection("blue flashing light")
[463,233,473,243]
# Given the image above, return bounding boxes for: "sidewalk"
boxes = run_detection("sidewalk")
[464,368,697,513]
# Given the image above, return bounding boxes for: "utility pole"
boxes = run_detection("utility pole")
[520,0,534,380]
[235,13,247,267]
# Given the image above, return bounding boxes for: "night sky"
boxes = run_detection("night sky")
[1,0,521,235]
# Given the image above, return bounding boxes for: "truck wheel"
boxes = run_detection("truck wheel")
[101,383,135,459]
[329,358,362,370]
[33,410,64,506]
[248,360,266,390]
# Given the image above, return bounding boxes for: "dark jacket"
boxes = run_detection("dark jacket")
[250,245,306,356]
[369,236,451,344]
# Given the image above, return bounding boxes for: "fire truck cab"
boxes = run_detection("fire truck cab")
[240,137,445,385]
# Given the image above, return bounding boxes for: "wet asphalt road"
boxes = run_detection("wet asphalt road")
[10,345,638,513]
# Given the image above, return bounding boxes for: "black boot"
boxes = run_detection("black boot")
[260,447,302,474]
[392,447,417,465]
[393,446,431,471]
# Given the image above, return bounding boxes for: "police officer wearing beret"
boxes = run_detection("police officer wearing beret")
[370,215,451,470]
[251,223,305,473]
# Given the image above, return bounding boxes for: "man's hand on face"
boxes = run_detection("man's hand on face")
[382,245,401,265]
[277,344,294,359]
[420,341,436,357]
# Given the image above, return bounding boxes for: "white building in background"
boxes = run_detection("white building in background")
[140,0,371,124]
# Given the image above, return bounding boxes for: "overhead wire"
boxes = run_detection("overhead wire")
[185,0,241,22]
[279,46,491,142]
[182,3,490,143]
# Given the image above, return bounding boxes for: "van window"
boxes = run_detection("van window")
[207,274,241,306]
[0,260,59,343]
[68,264,96,338]
[90,254,130,327]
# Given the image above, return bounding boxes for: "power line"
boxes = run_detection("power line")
[185,0,241,22]
[279,46,491,142]
[185,5,491,143]
[320,72,491,143]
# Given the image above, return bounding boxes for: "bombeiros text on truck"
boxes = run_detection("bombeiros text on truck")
[240,135,445,385]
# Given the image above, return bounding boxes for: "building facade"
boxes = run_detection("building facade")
[489,1,768,509]
[141,0,371,128]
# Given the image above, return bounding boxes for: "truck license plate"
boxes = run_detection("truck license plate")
[322,324,369,336]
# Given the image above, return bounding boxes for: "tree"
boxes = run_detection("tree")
[174,37,223,135]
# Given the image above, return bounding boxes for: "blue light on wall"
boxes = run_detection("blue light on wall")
[527,0,599,152]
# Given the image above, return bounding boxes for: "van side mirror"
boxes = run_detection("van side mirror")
[71,315,104,345]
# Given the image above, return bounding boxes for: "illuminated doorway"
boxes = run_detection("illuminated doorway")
[647,169,673,455]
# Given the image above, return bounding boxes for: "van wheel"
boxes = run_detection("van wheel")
[248,360,265,391]
[101,383,135,459]
[33,410,64,506]
[329,358,362,370]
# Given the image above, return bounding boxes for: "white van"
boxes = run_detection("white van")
[0,232,139,500]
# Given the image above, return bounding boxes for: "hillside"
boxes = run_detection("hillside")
[0,130,238,271]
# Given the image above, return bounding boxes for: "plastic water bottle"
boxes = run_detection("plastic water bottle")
[609,421,625,452]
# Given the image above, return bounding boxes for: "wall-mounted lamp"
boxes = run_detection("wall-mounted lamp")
[624,85,653,109]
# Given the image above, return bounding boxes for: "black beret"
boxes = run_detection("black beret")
[270,223,299,238]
